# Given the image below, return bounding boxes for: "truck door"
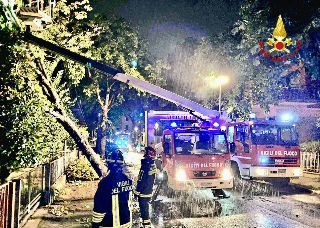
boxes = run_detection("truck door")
[162,134,173,175]
[235,124,250,157]
[227,126,236,154]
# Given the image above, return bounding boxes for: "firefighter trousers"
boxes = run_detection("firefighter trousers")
[138,197,151,227]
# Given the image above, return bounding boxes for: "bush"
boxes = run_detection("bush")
[66,155,99,181]
[300,141,320,154]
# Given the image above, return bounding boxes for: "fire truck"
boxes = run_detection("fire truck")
[223,118,302,185]
[2,6,233,197]
[146,111,233,198]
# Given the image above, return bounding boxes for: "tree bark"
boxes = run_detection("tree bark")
[34,58,108,177]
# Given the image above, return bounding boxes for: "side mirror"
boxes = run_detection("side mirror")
[243,143,249,153]
[230,142,236,153]
[163,142,170,154]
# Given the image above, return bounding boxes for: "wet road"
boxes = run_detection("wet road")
[124,152,320,228]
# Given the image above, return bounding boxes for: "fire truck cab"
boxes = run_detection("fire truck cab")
[160,127,233,191]
[224,120,303,184]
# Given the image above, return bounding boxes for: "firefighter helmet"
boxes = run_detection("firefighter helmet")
[145,146,156,159]
[106,150,124,168]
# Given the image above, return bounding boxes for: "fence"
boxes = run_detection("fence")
[301,152,320,173]
[0,150,78,228]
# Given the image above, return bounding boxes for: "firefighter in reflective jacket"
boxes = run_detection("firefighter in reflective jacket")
[92,150,133,228]
[134,146,157,228]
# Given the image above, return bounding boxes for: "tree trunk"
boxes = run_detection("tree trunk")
[96,124,107,158]
[34,58,108,177]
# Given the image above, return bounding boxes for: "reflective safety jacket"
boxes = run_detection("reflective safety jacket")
[134,158,156,198]
[92,171,133,228]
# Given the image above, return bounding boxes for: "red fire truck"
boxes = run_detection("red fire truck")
[146,111,233,198]
[223,119,302,185]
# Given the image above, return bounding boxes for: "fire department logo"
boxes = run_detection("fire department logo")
[267,15,292,53]
[258,15,301,62]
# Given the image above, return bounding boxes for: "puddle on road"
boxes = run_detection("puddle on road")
[144,178,286,227]
[146,188,222,227]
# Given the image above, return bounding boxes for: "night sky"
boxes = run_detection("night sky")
[93,0,241,58]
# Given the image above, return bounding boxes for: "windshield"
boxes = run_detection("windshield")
[174,132,228,155]
[251,124,299,146]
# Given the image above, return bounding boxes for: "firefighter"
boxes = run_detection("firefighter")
[92,150,133,228]
[134,146,157,228]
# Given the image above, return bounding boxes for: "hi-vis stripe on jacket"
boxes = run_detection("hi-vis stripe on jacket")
[92,172,133,228]
[134,158,156,198]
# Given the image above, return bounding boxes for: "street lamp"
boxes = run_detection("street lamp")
[214,76,229,114]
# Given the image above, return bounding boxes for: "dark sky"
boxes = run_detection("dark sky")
[93,0,241,58]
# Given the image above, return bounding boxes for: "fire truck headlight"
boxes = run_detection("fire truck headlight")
[293,169,302,176]
[176,169,187,181]
[157,172,163,180]
[222,169,232,180]
[256,168,268,176]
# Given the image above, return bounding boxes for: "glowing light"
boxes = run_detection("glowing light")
[260,157,268,164]
[281,113,292,122]
[222,169,232,180]
[154,123,159,130]
[214,76,229,86]
[256,168,268,176]
[130,60,138,67]
[249,121,254,125]
[134,127,138,132]
[213,122,220,127]
[249,113,256,119]
[158,172,163,179]
[171,122,177,127]
[293,169,301,176]
[221,126,227,131]
[176,169,187,181]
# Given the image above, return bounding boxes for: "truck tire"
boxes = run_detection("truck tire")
[231,162,240,179]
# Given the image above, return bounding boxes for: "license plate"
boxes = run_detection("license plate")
[201,182,213,187]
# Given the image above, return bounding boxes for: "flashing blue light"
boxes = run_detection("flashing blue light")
[131,60,138,67]
[213,122,220,127]
[171,122,177,127]
[281,113,292,122]
[260,157,268,164]
[249,113,256,119]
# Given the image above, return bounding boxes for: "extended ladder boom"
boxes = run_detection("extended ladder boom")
[23,32,218,118]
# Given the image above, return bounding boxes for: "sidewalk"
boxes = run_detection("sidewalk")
[291,172,320,192]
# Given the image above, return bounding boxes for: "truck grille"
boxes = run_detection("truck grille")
[193,171,216,177]
[266,157,298,165]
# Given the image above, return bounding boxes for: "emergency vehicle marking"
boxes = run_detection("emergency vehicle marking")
[112,181,133,194]
[260,151,298,156]
[185,162,223,168]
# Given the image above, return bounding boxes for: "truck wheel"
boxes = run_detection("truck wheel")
[231,162,240,179]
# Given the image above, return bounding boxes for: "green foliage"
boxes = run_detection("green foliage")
[301,141,320,154]
[66,155,98,181]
